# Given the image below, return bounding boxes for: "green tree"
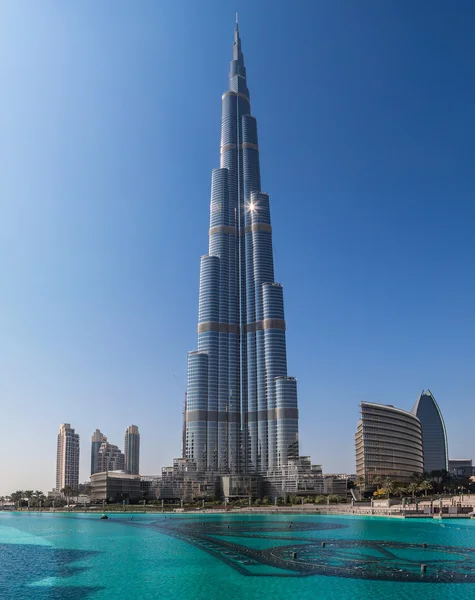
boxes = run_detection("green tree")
[407,482,419,500]
[419,480,432,497]
[447,480,458,494]
[373,476,383,488]
[42,496,53,508]
[61,486,74,505]
[411,472,424,484]
[383,478,395,499]
[35,490,46,505]
[11,491,24,509]
[24,490,34,508]
[355,476,365,497]
[392,483,405,498]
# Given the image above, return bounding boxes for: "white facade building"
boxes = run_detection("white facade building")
[56,423,80,491]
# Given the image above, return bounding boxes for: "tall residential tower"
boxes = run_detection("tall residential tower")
[97,441,125,472]
[56,423,80,491]
[91,429,107,476]
[124,425,140,475]
[184,21,299,482]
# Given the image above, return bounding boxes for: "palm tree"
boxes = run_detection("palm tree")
[419,480,432,497]
[61,487,69,505]
[411,472,423,483]
[43,496,53,508]
[383,478,395,499]
[64,487,79,505]
[355,476,365,497]
[24,490,34,509]
[408,482,419,501]
[61,486,74,506]
[393,483,407,498]
[10,491,23,509]
[397,486,410,505]
[33,490,45,508]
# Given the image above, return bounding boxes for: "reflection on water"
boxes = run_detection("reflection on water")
[0,542,103,599]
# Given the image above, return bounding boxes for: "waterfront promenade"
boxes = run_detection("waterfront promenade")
[195,497,475,519]
[4,495,473,519]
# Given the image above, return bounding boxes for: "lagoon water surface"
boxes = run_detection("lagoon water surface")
[1,512,475,599]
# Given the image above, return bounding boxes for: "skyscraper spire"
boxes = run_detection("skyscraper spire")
[184,23,299,485]
[230,21,247,97]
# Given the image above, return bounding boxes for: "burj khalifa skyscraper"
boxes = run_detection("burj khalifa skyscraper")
[184,20,300,482]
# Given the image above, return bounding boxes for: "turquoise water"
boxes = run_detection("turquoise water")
[2,512,475,599]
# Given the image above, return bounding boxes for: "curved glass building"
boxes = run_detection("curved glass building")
[411,389,448,473]
[355,402,424,490]
[184,21,299,478]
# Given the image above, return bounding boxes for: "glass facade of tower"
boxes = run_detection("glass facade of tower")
[411,390,448,473]
[184,23,299,477]
[124,425,141,475]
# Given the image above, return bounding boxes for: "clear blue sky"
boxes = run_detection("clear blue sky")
[1,1,474,495]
